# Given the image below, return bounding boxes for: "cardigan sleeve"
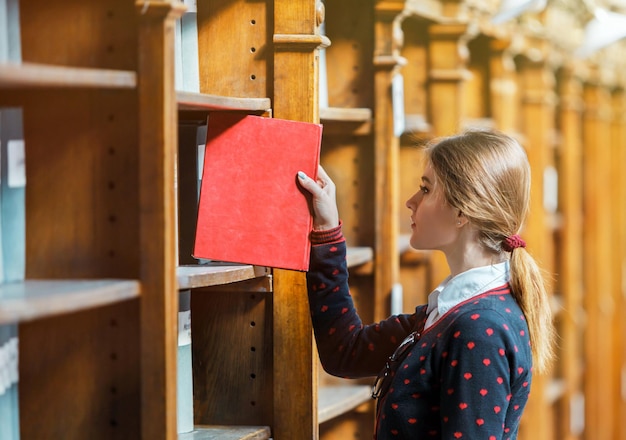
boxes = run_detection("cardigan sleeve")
[306,225,418,378]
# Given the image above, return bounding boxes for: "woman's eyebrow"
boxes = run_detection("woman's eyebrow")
[421,176,432,184]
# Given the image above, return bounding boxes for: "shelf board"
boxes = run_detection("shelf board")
[320,107,372,136]
[177,249,374,289]
[546,378,567,404]
[398,234,412,254]
[177,91,271,113]
[178,425,271,440]
[403,113,432,135]
[318,385,372,424]
[398,234,432,265]
[0,279,140,325]
[177,263,271,290]
[461,117,495,130]
[346,246,374,268]
[320,107,372,122]
[0,61,136,89]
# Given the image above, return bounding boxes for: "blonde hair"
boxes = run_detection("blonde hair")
[425,129,555,373]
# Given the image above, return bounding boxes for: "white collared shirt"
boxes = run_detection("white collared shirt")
[424,261,510,329]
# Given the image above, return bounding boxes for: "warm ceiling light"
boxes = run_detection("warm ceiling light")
[574,7,626,58]
[491,0,547,24]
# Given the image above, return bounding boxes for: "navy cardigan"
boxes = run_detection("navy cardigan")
[306,226,532,440]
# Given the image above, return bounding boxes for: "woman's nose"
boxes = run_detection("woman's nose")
[406,192,418,210]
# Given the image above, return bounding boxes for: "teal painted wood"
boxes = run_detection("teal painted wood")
[0,1,23,437]
[1,107,26,283]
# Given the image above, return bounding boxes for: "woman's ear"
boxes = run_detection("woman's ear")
[456,211,468,227]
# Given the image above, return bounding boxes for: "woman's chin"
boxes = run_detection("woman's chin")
[409,237,422,250]
[409,236,435,251]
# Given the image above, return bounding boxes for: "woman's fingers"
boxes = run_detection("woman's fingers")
[297,166,339,230]
[297,170,322,196]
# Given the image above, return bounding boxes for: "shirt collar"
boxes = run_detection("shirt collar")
[426,261,510,318]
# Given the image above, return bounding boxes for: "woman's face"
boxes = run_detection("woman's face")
[405,162,460,251]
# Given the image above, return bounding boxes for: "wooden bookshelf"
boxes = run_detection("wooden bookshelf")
[0,279,140,325]
[346,246,374,268]
[177,264,270,290]
[178,425,271,440]
[0,61,136,89]
[318,385,372,424]
[176,91,271,113]
[319,107,373,135]
[319,106,372,122]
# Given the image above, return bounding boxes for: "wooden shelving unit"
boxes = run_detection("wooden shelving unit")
[0,280,140,324]
[177,265,270,290]
[0,62,137,89]
[178,426,271,440]
[318,385,371,424]
[176,91,270,113]
[0,0,307,438]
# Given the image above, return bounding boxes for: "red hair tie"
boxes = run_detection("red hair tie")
[503,234,526,252]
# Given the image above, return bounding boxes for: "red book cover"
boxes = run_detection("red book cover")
[193,113,322,271]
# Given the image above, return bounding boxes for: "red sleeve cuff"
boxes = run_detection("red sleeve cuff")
[310,221,344,245]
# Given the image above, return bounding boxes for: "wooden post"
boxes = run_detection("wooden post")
[516,53,557,440]
[373,0,406,320]
[426,21,471,290]
[427,23,470,136]
[489,36,518,134]
[397,12,433,313]
[272,1,327,438]
[582,69,616,440]
[136,1,185,439]
[610,87,626,440]
[617,87,626,440]
[556,65,585,440]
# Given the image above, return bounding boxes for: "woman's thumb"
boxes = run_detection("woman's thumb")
[297,171,319,196]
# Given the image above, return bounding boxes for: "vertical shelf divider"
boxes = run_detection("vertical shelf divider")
[272,1,327,437]
[136,2,186,438]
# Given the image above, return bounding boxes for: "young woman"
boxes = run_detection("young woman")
[297,129,555,439]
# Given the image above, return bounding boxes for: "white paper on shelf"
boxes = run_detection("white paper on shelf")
[178,310,191,347]
[0,337,18,396]
[7,140,25,189]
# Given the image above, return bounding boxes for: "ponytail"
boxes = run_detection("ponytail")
[508,246,555,373]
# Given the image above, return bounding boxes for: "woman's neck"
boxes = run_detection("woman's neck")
[444,228,506,277]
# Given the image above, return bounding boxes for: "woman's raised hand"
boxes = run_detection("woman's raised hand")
[297,165,340,231]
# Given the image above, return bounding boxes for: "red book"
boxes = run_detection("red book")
[193,113,322,271]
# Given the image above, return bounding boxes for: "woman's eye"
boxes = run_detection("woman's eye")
[419,185,429,194]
